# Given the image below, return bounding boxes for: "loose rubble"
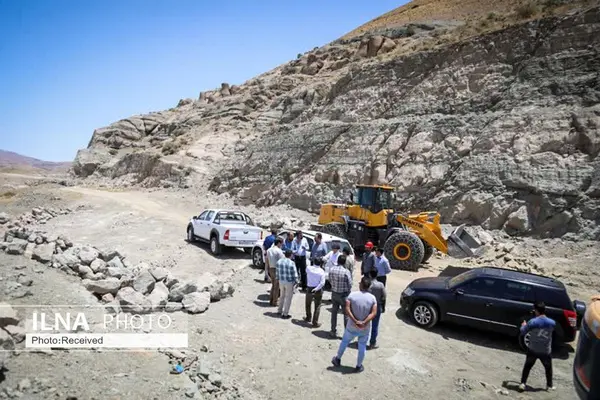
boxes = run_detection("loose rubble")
[0,207,236,315]
[160,349,246,400]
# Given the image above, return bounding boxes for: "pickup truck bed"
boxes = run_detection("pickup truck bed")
[187,209,263,256]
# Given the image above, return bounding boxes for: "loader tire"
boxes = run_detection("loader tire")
[322,222,348,239]
[422,241,434,264]
[383,231,424,271]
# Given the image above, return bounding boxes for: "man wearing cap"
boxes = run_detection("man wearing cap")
[292,230,310,292]
[362,242,376,278]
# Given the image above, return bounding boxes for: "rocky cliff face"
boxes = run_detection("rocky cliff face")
[73,5,600,239]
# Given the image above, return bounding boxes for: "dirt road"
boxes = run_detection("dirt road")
[0,183,589,399]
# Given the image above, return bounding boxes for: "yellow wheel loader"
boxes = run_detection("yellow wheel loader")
[312,184,485,271]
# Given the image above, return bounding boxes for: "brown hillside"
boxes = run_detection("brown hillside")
[342,0,587,39]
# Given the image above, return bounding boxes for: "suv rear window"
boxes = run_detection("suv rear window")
[534,287,572,310]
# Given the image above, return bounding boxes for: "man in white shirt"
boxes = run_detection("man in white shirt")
[266,238,285,306]
[322,242,341,291]
[322,242,341,273]
[291,231,310,292]
[304,258,327,327]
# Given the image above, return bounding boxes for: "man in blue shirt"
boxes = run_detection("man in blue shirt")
[310,233,328,266]
[374,248,391,287]
[291,230,310,292]
[262,229,278,282]
[518,301,556,392]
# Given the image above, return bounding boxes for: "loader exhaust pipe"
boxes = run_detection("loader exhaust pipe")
[447,224,486,259]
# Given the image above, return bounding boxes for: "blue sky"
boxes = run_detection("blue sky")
[0,0,405,162]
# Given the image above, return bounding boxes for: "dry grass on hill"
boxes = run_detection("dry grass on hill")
[342,0,593,39]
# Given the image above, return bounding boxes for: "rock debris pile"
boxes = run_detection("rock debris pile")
[0,208,235,315]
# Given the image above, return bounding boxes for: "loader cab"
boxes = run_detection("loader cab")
[354,185,394,213]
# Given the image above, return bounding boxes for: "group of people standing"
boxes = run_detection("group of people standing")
[261,229,561,385]
[261,230,391,371]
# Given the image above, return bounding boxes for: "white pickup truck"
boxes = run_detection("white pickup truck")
[186,209,264,256]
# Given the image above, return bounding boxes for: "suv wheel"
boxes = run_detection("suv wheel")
[210,235,222,256]
[411,301,438,329]
[252,248,264,268]
[519,332,531,351]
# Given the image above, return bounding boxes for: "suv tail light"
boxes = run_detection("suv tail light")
[563,309,577,328]
[224,230,230,240]
[260,231,263,240]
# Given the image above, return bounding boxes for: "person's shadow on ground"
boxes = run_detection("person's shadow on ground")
[326,365,358,375]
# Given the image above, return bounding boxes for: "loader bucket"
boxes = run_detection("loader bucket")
[447,224,486,259]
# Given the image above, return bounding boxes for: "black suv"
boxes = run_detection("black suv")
[400,267,587,348]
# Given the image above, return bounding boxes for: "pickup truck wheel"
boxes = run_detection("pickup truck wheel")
[210,235,222,256]
[252,248,264,268]
[411,301,438,329]
[187,225,195,242]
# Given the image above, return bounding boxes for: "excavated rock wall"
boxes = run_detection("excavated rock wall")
[73,7,600,239]
[212,8,600,239]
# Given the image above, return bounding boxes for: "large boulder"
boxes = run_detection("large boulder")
[168,281,198,302]
[504,206,530,235]
[90,258,107,273]
[146,282,169,311]
[78,246,99,265]
[0,212,10,224]
[133,270,156,295]
[52,249,80,268]
[149,267,169,282]
[6,239,27,255]
[115,287,152,314]
[0,330,15,351]
[32,243,55,263]
[0,304,19,327]
[83,278,121,295]
[182,292,211,314]
[72,148,112,177]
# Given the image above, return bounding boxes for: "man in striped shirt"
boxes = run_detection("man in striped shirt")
[276,249,298,319]
[329,254,353,338]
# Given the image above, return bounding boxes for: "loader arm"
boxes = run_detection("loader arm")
[394,213,449,254]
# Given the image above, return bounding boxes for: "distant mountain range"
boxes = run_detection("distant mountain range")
[0,149,71,172]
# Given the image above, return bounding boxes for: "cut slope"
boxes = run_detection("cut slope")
[72,3,600,240]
